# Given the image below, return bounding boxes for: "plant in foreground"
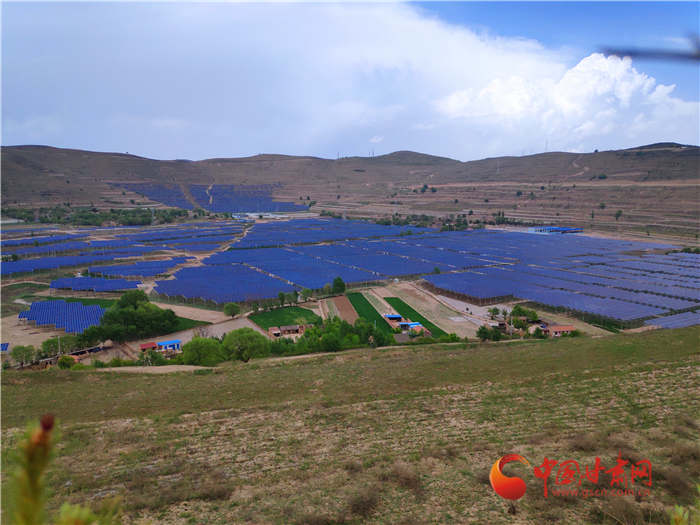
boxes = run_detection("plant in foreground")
[10,413,125,525]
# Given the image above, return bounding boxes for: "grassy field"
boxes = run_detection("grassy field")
[347,292,392,333]
[249,306,322,331]
[2,326,699,524]
[383,296,448,338]
[0,282,49,317]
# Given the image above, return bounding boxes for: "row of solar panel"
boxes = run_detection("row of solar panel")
[51,277,141,292]
[21,300,106,334]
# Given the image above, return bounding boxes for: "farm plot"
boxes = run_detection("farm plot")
[383,297,448,338]
[346,292,392,333]
[332,295,358,324]
[248,306,321,331]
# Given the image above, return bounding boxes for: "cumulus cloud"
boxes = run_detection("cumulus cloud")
[2,2,697,160]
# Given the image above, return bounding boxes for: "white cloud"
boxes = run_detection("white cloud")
[2,3,697,160]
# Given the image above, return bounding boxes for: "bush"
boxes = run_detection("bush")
[349,487,379,517]
[57,355,75,369]
[136,349,169,366]
[107,357,135,368]
[182,338,225,367]
[70,363,91,370]
[222,328,270,363]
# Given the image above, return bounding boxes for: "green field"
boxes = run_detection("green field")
[383,296,448,338]
[249,306,321,331]
[1,327,698,524]
[347,292,392,333]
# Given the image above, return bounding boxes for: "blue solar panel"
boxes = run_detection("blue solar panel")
[51,277,141,292]
[1,343,8,352]
[645,311,700,329]
[23,300,106,334]
[154,264,297,303]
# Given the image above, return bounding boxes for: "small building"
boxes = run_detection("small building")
[383,313,408,330]
[279,324,314,336]
[400,321,432,338]
[269,326,282,338]
[544,325,575,337]
[157,339,182,352]
[139,342,158,352]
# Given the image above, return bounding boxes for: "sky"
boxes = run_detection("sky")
[2,1,698,162]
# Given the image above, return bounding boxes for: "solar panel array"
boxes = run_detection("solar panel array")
[89,257,193,277]
[113,183,194,209]
[644,311,700,329]
[23,300,106,334]
[1,343,8,352]
[51,277,141,292]
[154,264,297,303]
[1,233,88,247]
[1,254,133,276]
[232,219,433,249]
[190,184,309,213]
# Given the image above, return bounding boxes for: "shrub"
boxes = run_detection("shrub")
[348,487,379,517]
[57,355,76,369]
[182,338,225,367]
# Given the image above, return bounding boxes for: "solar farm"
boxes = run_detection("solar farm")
[3,218,700,335]
[113,182,309,214]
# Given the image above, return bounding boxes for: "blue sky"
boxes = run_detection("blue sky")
[2,2,698,162]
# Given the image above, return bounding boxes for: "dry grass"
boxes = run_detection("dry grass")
[348,487,380,517]
[1,326,699,524]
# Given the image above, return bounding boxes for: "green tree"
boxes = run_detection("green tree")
[476,326,492,342]
[433,267,441,274]
[182,337,225,367]
[251,302,260,313]
[41,335,78,357]
[285,292,296,305]
[301,288,313,301]
[57,355,75,369]
[490,327,502,341]
[431,187,437,193]
[487,307,500,320]
[533,327,547,339]
[321,332,342,353]
[10,345,35,367]
[323,283,333,296]
[223,302,240,318]
[222,328,270,363]
[278,291,286,306]
[615,210,623,221]
[332,276,346,294]
[599,202,606,210]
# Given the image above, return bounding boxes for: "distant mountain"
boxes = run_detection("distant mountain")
[2,143,698,237]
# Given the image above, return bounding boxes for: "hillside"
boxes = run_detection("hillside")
[2,143,698,238]
[2,327,699,524]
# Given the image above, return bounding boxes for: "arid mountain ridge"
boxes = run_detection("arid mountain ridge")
[1,143,698,239]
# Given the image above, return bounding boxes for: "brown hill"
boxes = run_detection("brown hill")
[2,143,698,239]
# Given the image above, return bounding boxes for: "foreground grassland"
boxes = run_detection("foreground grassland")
[248,306,322,331]
[2,327,699,524]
